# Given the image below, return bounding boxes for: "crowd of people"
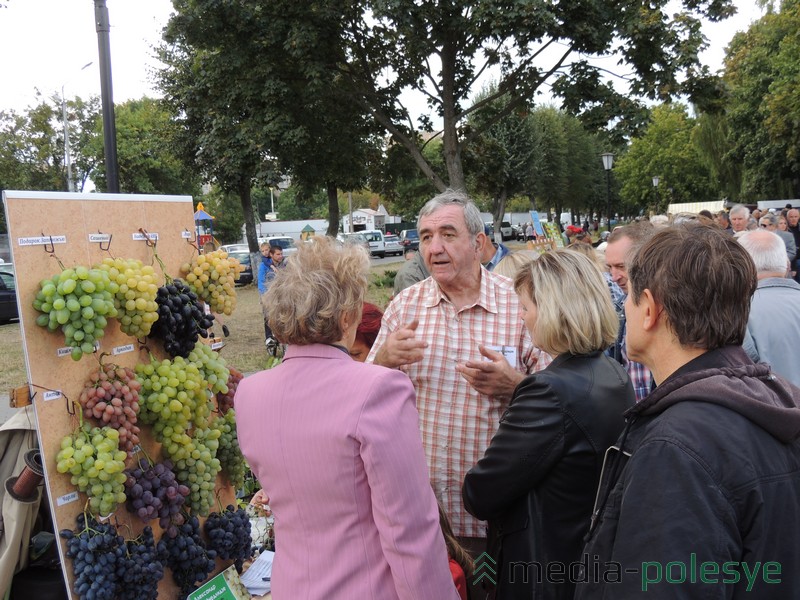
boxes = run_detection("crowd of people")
[235,193,800,599]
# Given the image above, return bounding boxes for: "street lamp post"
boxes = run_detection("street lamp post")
[61,62,93,192]
[601,152,614,231]
[652,175,660,212]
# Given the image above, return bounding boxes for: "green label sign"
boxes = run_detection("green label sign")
[188,565,251,600]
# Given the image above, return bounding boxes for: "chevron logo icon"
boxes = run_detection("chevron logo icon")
[473,552,497,585]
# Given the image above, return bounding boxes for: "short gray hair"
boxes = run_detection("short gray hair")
[417,189,484,237]
[738,230,789,275]
[730,204,750,218]
[759,213,778,227]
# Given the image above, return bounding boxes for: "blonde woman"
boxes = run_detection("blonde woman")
[236,237,459,600]
[463,249,635,600]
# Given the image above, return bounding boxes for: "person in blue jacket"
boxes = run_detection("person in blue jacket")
[258,243,284,352]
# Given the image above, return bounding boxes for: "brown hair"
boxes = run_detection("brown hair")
[628,223,757,350]
[607,221,655,247]
[437,499,474,578]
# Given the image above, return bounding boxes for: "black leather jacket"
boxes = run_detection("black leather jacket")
[463,351,634,600]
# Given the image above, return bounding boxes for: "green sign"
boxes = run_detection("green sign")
[188,565,251,600]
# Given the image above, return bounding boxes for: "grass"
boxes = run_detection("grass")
[0,262,404,389]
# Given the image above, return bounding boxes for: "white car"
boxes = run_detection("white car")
[219,243,249,253]
[258,236,298,255]
[383,234,404,256]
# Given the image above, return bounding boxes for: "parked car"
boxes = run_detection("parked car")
[399,229,419,250]
[227,250,253,285]
[219,243,249,254]
[362,230,387,258]
[336,232,371,254]
[383,234,404,257]
[258,236,298,256]
[0,271,18,324]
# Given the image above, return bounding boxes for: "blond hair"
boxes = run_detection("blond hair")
[264,236,370,344]
[514,249,618,356]
[492,251,538,279]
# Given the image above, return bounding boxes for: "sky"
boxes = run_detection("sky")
[0,0,767,114]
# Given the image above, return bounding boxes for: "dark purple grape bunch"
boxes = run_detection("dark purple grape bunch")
[150,279,215,357]
[204,504,253,572]
[163,515,218,597]
[124,458,190,538]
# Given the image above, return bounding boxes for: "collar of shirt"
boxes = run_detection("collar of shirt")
[423,266,499,315]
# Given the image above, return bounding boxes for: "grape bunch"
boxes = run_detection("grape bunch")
[124,458,190,537]
[32,266,118,360]
[180,250,244,315]
[115,526,168,600]
[149,279,215,357]
[95,257,160,338]
[173,428,222,515]
[212,409,246,490]
[55,425,128,515]
[216,367,243,414]
[190,343,230,398]
[204,504,253,572]
[135,355,207,436]
[163,515,218,597]
[60,513,125,600]
[78,362,142,453]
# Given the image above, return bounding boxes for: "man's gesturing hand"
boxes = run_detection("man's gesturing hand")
[373,319,427,368]
[456,344,524,399]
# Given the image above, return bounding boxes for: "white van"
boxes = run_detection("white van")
[258,236,298,256]
[362,230,386,258]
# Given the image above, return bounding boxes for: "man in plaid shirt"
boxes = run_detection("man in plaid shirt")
[368,190,551,548]
[604,222,655,401]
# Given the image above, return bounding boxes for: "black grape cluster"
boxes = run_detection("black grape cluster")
[204,504,253,573]
[149,280,215,357]
[124,458,190,538]
[115,526,168,600]
[60,513,125,600]
[163,515,218,597]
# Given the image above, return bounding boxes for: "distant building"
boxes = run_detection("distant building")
[342,208,385,233]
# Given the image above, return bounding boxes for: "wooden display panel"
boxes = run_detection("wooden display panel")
[2,191,236,600]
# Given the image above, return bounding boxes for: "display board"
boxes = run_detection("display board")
[2,191,237,599]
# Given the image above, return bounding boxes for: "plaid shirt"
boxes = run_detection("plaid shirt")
[368,268,551,537]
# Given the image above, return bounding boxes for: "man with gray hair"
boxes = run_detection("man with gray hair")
[738,229,800,387]
[729,203,750,233]
[759,212,796,263]
[369,189,550,551]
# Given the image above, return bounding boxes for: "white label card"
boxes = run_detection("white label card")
[211,341,225,350]
[112,344,135,355]
[88,233,112,243]
[132,232,159,241]
[484,345,518,367]
[57,491,79,506]
[57,347,73,357]
[43,390,62,401]
[181,230,193,239]
[18,235,67,246]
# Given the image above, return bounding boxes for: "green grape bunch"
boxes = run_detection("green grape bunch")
[179,250,243,315]
[55,424,128,515]
[95,257,160,338]
[212,408,247,491]
[33,266,119,360]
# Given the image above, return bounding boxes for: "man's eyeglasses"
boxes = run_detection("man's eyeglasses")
[759,223,770,228]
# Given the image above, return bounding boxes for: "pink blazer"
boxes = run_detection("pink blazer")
[235,343,460,600]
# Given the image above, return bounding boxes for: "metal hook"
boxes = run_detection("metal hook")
[41,234,55,254]
[138,228,157,247]
[99,231,113,252]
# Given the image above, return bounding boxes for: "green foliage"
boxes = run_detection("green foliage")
[724,0,800,198]
[91,97,200,195]
[199,187,246,245]
[615,104,719,213]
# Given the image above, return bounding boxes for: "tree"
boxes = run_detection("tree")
[90,97,201,196]
[159,0,380,243]
[462,85,537,232]
[724,0,800,199]
[614,104,718,213]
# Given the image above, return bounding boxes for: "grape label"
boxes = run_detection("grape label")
[211,341,225,350]
[43,390,62,401]
[57,347,74,357]
[112,343,135,355]
[57,491,79,506]
[182,230,193,238]
[88,233,112,243]
[132,232,159,241]
[18,235,67,246]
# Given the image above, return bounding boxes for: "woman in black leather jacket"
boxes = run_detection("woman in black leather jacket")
[463,249,635,600]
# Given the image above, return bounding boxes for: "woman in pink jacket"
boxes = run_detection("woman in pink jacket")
[235,237,459,600]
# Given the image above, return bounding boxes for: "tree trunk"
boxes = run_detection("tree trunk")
[326,182,339,237]
[440,37,465,191]
[493,189,508,243]
[239,180,259,252]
